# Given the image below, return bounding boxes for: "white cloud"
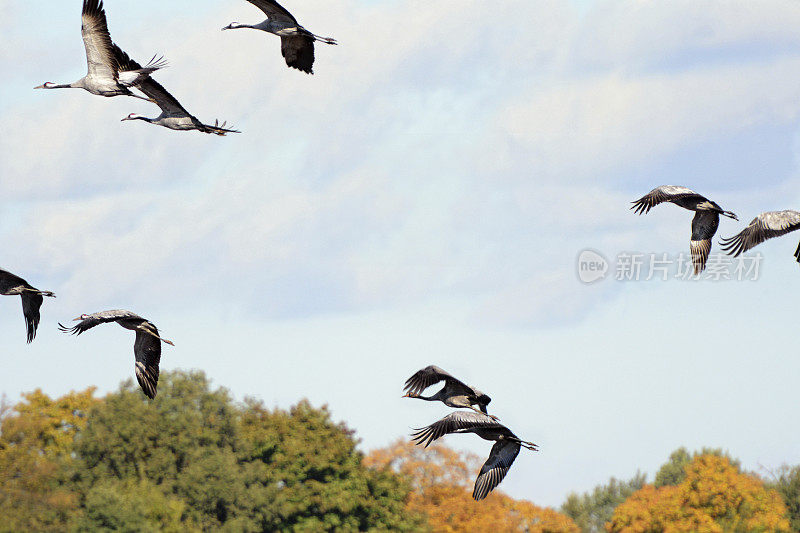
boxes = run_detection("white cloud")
[4,0,800,327]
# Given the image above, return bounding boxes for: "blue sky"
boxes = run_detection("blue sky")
[3,0,800,507]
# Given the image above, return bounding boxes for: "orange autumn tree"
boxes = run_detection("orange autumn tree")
[606,454,790,532]
[365,439,578,533]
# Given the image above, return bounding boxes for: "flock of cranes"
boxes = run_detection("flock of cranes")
[35,0,339,134]
[632,185,800,274]
[403,366,538,501]
[1,266,173,398]
[13,0,799,510]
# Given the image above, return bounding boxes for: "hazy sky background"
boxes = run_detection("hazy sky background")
[3,0,800,508]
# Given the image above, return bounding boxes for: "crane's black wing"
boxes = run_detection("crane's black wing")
[246,0,299,24]
[21,292,44,344]
[281,35,315,74]
[411,411,504,448]
[136,77,191,117]
[112,44,166,87]
[631,185,706,215]
[404,365,477,397]
[690,210,720,275]
[81,0,118,81]
[59,309,144,335]
[0,269,31,292]
[134,323,161,399]
[720,210,800,257]
[473,440,521,501]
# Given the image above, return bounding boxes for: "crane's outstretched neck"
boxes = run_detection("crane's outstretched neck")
[222,22,259,31]
[34,82,76,90]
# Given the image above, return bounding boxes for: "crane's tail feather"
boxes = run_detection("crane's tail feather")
[203,119,241,136]
[142,54,168,72]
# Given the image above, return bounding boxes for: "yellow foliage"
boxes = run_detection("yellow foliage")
[607,455,790,533]
[0,387,99,531]
[366,439,578,533]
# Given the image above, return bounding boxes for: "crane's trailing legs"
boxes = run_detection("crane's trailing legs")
[136,324,175,346]
[23,288,56,298]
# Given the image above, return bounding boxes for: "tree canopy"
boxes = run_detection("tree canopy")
[1,371,424,532]
[607,454,790,532]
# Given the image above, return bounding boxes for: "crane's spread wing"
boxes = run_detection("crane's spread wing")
[403,365,478,398]
[473,440,521,501]
[136,78,190,116]
[134,323,162,399]
[246,0,298,24]
[631,185,705,215]
[112,45,166,87]
[411,411,504,448]
[59,309,144,335]
[404,365,456,395]
[0,269,30,292]
[81,0,118,81]
[21,292,44,344]
[281,35,315,74]
[690,210,720,275]
[720,210,800,257]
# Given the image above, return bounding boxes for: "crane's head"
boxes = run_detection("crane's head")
[73,314,90,321]
[34,82,57,89]
[221,22,244,31]
[121,113,141,122]
[401,392,418,399]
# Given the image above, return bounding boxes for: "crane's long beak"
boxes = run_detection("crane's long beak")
[72,316,83,321]
[221,23,235,31]
[34,84,45,89]
[401,393,413,398]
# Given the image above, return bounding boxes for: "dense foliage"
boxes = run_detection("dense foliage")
[607,455,789,532]
[0,371,424,532]
[2,374,799,532]
[561,472,647,533]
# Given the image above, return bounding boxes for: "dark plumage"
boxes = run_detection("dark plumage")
[411,411,537,501]
[118,48,239,136]
[222,0,337,75]
[403,365,495,419]
[631,185,738,274]
[720,210,800,263]
[59,310,173,399]
[0,269,55,343]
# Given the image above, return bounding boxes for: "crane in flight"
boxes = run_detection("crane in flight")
[721,210,800,264]
[59,310,174,399]
[412,411,537,501]
[631,185,738,274]
[0,269,55,343]
[222,0,337,74]
[35,0,165,101]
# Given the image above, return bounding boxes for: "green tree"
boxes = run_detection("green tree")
[0,387,98,532]
[71,370,422,532]
[764,465,800,531]
[560,472,646,533]
[654,447,741,488]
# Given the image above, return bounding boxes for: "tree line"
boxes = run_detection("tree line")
[1,370,798,532]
